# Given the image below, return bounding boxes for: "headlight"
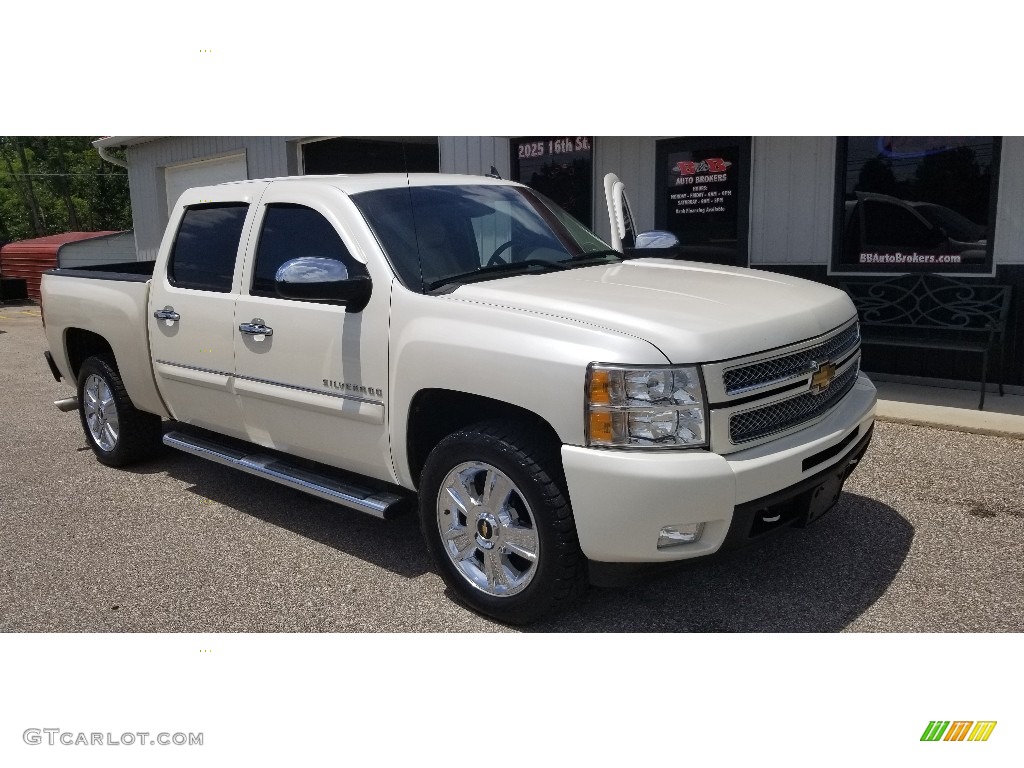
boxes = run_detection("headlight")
[586,363,708,448]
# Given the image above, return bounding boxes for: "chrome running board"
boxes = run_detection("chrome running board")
[163,430,406,520]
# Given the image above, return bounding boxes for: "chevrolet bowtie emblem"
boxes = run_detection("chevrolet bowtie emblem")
[809,361,837,395]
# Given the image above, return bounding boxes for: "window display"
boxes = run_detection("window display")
[834,137,1000,273]
[511,137,593,227]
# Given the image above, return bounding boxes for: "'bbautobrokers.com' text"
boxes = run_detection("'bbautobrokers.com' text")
[859,252,961,265]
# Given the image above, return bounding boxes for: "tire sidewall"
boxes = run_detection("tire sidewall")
[419,427,579,624]
[77,356,128,466]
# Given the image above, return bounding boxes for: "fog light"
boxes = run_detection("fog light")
[657,522,705,549]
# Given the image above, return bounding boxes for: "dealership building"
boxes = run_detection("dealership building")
[94,135,1024,392]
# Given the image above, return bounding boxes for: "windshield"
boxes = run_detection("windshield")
[350,184,615,292]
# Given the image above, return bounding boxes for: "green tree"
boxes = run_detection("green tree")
[0,137,131,243]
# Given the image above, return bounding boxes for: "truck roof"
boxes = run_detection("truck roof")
[209,173,517,195]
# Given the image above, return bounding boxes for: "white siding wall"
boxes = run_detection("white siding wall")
[122,135,1021,268]
[57,232,138,268]
[439,137,510,179]
[748,136,1021,268]
[749,136,836,266]
[126,137,290,261]
[442,136,836,259]
[994,135,1024,265]
[596,137,838,261]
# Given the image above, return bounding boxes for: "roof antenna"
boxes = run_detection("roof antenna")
[485,165,502,179]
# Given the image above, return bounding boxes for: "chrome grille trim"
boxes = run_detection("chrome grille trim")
[723,322,861,396]
[729,358,860,444]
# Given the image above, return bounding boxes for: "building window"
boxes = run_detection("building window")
[167,203,249,292]
[833,137,1000,273]
[301,137,439,174]
[510,137,593,227]
[655,137,751,267]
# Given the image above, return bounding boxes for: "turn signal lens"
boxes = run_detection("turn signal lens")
[589,369,612,404]
[588,411,626,445]
[589,411,613,443]
[588,368,624,405]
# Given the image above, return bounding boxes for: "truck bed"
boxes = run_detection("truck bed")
[44,260,156,282]
[40,262,169,419]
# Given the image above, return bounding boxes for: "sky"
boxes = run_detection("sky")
[3,3,1020,137]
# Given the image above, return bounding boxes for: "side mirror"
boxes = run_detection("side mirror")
[275,257,372,312]
[603,173,637,251]
[634,231,680,249]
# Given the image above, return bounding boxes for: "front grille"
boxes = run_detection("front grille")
[723,323,860,395]
[729,360,859,444]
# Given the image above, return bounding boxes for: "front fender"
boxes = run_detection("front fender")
[388,288,666,486]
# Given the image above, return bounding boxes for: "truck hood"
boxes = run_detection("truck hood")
[444,258,856,363]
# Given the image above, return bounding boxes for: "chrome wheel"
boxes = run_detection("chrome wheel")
[435,461,540,597]
[83,373,119,452]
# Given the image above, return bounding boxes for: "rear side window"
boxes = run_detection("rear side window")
[168,203,249,292]
[250,203,364,298]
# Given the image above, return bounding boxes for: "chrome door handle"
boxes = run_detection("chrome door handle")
[153,308,180,322]
[239,319,273,337]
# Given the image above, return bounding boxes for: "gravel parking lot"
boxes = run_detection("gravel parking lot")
[1,306,1022,632]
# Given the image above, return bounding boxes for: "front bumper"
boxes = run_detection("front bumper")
[561,372,877,563]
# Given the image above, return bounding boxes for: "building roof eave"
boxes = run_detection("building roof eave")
[92,136,160,149]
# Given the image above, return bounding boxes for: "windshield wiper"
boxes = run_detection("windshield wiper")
[427,259,568,291]
[567,249,626,262]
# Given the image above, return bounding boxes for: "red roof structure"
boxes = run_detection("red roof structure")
[0,231,123,300]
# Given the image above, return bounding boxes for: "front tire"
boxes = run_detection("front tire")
[418,420,587,624]
[77,354,162,467]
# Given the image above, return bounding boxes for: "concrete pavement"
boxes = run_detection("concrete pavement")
[2,306,1021,631]
[873,377,1024,441]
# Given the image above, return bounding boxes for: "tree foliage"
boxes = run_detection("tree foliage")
[0,137,131,243]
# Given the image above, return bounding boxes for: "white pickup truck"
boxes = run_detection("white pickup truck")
[41,172,876,623]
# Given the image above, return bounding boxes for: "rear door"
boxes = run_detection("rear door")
[231,182,393,481]
[148,183,266,438]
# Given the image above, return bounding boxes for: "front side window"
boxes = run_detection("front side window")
[168,203,249,292]
[351,184,615,292]
[251,204,364,298]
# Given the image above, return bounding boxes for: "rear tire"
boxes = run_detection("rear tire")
[77,354,162,467]
[418,420,587,624]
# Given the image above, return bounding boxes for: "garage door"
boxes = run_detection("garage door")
[164,153,248,215]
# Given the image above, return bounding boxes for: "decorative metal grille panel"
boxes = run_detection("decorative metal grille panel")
[729,361,859,444]
[842,276,1010,329]
[723,323,860,395]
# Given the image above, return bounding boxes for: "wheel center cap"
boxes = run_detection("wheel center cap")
[476,513,498,548]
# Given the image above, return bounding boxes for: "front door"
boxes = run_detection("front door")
[232,183,392,482]
[655,137,751,267]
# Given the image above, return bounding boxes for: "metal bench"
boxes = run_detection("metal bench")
[840,274,1012,410]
